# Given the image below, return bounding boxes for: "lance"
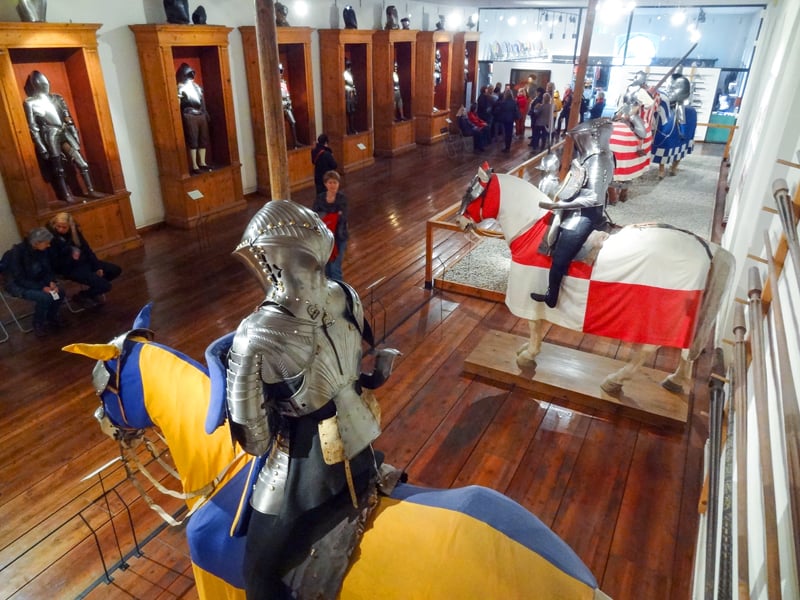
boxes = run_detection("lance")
[732,303,750,599]
[772,178,800,285]
[746,267,782,600]
[650,43,698,92]
[763,234,800,584]
[704,347,726,600]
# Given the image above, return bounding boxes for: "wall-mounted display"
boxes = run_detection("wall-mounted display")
[319,29,374,173]
[414,30,452,144]
[130,24,244,229]
[240,26,316,194]
[373,29,416,157]
[0,23,140,256]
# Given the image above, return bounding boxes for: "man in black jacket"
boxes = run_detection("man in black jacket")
[3,228,64,337]
[311,134,338,194]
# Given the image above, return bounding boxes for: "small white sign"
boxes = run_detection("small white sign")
[356,143,367,151]
[445,118,452,124]
[187,189,204,200]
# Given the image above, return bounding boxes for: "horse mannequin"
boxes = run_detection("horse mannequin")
[457,164,734,395]
[64,304,610,599]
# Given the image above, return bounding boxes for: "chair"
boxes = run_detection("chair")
[0,286,33,334]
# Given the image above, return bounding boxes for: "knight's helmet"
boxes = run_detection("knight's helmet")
[176,62,196,84]
[664,69,691,106]
[567,117,614,158]
[24,70,50,97]
[631,70,648,88]
[233,200,334,318]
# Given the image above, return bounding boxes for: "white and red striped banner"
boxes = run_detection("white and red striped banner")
[506,213,711,348]
[609,105,655,182]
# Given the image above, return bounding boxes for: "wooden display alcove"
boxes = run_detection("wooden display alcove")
[318,29,374,173]
[450,32,480,123]
[372,29,416,157]
[129,25,244,229]
[414,30,452,145]
[240,26,315,195]
[0,23,140,256]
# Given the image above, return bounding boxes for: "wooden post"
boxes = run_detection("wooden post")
[255,0,291,200]
[560,0,598,179]
[732,303,750,599]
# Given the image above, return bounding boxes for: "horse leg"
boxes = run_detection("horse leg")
[662,348,693,394]
[600,343,659,395]
[516,319,543,368]
[662,248,735,395]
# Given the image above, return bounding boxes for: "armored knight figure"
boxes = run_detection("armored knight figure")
[530,118,615,308]
[344,59,358,134]
[615,70,654,141]
[393,62,406,121]
[654,66,694,177]
[660,67,692,127]
[279,64,299,147]
[176,63,212,174]
[226,200,400,598]
[434,48,442,88]
[23,70,103,204]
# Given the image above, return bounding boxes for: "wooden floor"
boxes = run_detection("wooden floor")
[0,133,725,600]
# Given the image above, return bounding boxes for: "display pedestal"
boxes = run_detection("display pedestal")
[319,29,374,173]
[373,30,416,157]
[240,26,315,194]
[450,32,480,121]
[464,330,688,428]
[414,31,452,145]
[0,23,140,256]
[130,25,244,228]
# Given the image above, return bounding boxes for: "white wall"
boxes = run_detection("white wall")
[0,0,471,251]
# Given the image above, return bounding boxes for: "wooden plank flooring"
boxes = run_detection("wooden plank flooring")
[0,135,724,599]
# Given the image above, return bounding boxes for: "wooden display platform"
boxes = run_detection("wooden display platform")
[464,330,688,428]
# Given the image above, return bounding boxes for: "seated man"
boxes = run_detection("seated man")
[2,227,65,337]
[459,105,489,152]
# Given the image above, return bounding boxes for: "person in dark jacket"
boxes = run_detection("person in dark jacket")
[312,170,349,281]
[3,227,64,337]
[494,90,520,152]
[311,134,338,194]
[47,212,121,308]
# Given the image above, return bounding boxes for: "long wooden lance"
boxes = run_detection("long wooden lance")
[650,43,698,92]
[746,267,782,600]
[732,303,750,599]
[704,347,726,600]
[773,178,800,285]
[763,234,800,584]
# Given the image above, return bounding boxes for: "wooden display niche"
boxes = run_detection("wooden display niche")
[318,29,374,173]
[0,23,140,256]
[450,32,480,121]
[130,25,244,229]
[240,26,315,195]
[414,31,452,145]
[372,30,416,157]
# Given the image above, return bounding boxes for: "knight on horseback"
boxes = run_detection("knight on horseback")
[225,200,401,598]
[530,118,614,308]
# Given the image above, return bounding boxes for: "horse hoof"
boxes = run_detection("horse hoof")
[601,379,623,395]
[661,377,685,394]
[516,353,537,370]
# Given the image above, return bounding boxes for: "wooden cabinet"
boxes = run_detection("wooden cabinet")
[240,26,315,195]
[450,32,480,120]
[372,30,416,157]
[318,29,374,173]
[413,31,452,145]
[129,25,244,228]
[0,23,140,256]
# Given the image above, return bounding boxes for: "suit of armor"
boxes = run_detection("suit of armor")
[392,63,405,121]
[531,118,615,308]
[23,70,101,204]
[344,61,358,134]
[227,200,399,597]
[176,63,212,173]
[615,70,654,140]
[279,64,299,147]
